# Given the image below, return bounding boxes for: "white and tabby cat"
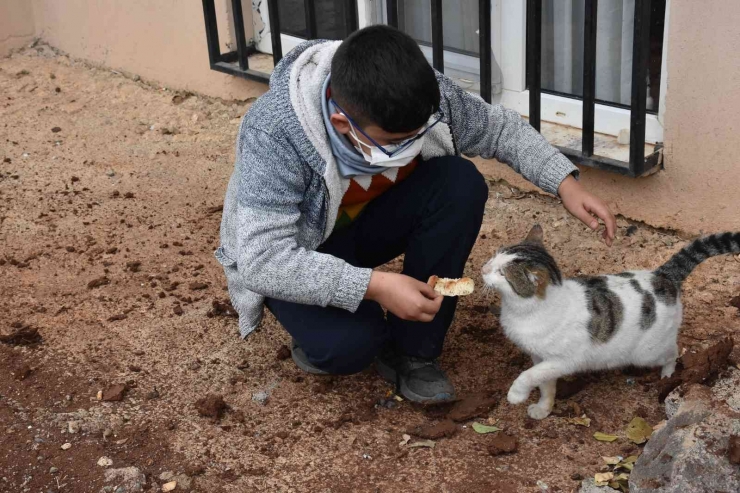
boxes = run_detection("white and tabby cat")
[482,225,740,420]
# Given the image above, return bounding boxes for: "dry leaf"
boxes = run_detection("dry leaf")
[472,422,502,434]
[626,417,653,444]
[593,432,619,442]
[568,415,591,427]
[408,440,435,449]
[399,434,411,447]
[622,455,639,464]
[602,456,622,465]
[162,481,177,492]
[594,472,614,486]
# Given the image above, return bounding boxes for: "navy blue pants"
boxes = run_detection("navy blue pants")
[265,156,488,374]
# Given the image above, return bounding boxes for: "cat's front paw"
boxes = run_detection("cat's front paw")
[507,384,531,405]
[527,403,552,420]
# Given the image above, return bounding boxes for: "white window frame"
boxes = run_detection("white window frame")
[252,0,669,144]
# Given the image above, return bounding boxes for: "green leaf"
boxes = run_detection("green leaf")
[594,432,619,442]
[626,417,653,444]
[472,422,502,434]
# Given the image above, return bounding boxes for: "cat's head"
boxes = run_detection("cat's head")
[482,224,562,299]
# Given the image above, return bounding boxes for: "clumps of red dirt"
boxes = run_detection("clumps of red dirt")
[658,336,734,401]
[407,419,458,439]
[487,433,519,456]
[1,323,43,345]
[195,394,228,421]
[446,392,498,422]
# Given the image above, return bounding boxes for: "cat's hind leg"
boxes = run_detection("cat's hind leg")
[660,347,679,378]
[527,378,557,420]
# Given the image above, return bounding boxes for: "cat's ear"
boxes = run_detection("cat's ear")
[524,224,544,245]
[528,267,551,298]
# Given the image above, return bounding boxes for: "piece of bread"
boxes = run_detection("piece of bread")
[427,275,475,297]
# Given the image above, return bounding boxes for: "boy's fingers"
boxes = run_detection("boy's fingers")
[573,204,599,230]
[419,281,441,300]
[586,200,616,243]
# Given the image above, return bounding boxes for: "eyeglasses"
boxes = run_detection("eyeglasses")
[330,99,444,158]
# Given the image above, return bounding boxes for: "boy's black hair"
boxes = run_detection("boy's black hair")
[330,25,440,133]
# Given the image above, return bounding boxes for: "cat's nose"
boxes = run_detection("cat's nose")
[482,263,493,275]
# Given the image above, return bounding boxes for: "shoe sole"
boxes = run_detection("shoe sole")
[376,358,455,404]
[291,346,329,375]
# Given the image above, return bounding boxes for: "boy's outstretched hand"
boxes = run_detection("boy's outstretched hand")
[365,271,443,322]
[558,175,616,246]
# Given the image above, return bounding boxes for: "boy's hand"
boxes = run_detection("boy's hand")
[558,175,616,246]
[365,271,443,322]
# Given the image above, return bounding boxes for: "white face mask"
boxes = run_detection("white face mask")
[348,124,425,168]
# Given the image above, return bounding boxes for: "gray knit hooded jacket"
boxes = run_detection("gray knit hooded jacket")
[216,40,578,338]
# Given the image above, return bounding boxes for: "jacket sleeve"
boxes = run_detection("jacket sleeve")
[439,73,578,195]
[233,126,372,312]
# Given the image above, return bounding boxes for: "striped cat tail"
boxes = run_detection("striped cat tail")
[655,232,740,284]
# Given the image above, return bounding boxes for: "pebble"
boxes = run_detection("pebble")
[106,169,116,177]
[68,421,80,434]
[49,467,58,474]
[159,471,174,481]
[61,443,72,450]
[161,481,177,492]
[97,456,114,467]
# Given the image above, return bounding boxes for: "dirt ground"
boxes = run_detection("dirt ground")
[2,45,739,493]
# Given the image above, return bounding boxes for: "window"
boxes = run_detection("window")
[205,0,669,172]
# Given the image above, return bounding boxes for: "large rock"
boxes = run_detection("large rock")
[629,384,740,492]
[578,478,608,493]
[664,366,740,419]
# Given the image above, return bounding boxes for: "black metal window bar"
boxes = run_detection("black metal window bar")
[385,0,493,104]
[527,0,662,177]
[202,0,358,83]
[202,0,282,83]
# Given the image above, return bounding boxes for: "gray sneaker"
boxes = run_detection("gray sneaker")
[376,348,455,403]
[291,339,329,375]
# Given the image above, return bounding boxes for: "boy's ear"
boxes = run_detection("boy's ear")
[524,224,544,245]
[329,113,351,135]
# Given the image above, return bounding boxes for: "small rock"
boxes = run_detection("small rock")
[61,443,72,450]
[730,296,740,310]
[68,421,80,434]
[729,435,740,465]
[252,391,269,406]
[106,169,116,177]
[570,473,583,481]
[87,276,110,289]
[184,464,205,476]
[159,471,175,481]
[49,467,58,474]
[487,433,518,456]
[101,384,127,402]
[161,481,177,492]
[97,456,114,467]
[173,305,183,316]
[276,345,291,361]
[51,127,62,133]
